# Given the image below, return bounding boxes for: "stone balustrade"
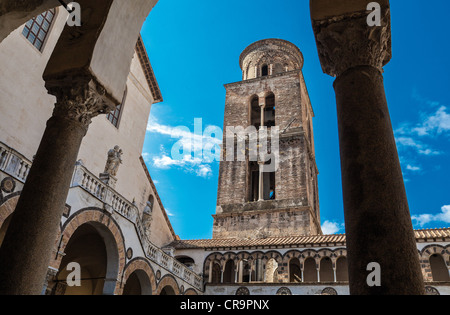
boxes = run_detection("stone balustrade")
[70,160,204,291]
[0,144,203,292]
[0,142,33,183]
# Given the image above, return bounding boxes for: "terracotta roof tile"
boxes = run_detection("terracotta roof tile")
[170,228,450,250]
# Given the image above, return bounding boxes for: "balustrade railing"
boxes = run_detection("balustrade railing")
[0,143,203,291]
[0,142,32,182]
[70,161,203,291]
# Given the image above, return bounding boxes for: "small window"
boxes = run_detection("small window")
[261,65,269,77]
[264,93,276,128]
[107,87,127,128]
[250,96,261,129]
[22,9,56,52]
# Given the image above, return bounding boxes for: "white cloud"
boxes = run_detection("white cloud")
[395,136,441,156]
[146,118,221,179]
[321,221,345,235]
[412,205,450,228]
[147,118,222,156]
[152,154,213,178]
[393,100,448,177]
[196,164,213,178]
[406,165,421,172]
[142,152,151,163]
[418,149,441,156]
[416,106,450,136]
[165,208,175,217]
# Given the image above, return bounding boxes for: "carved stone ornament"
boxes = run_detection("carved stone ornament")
[104,145,123,177]
[47,79,118,129]
[236,287,250,296]
[321,287,338,296]
[312,7,392,77]
[276,287,292,295]
[425,286,440,296]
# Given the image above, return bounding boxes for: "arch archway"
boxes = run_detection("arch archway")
[55,209,126,295]
[430,254,450,282]
[120,258,157,295]
[184,288,198,296]
[53,222,119,295]
[250,95,261,129]
[303,257,317,283]
[122,270,152,295]
[289,258,302,283]
[156,275,180,295]
[223,259,235,284]
[0,194,19,243]
[0,214,12,248]
[336,256,349,282]
[319,257,334,283]
[420,245,449,282]
[265,258,279,283]
[211,263,221,284]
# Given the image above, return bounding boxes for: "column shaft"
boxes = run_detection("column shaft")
[334,66,424,295]
[0,78,116,295]
[0,115,87,295]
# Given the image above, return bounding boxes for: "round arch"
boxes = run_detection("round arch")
[156,274,180,295]
[56,209,126,295]
[0,193,20,247]
[420,245,449,282]
[0,193,20,229]
[184,288,198,296]
[120,258,157,295]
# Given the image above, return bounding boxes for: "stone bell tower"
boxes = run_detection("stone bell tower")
[213,39,322,239]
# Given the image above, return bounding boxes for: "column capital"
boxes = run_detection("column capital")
[311,2,392,77]
[46,78,118,129]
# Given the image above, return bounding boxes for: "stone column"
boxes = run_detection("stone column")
[0,78,116,295]
[238,261,244,283]
[209,261,213,283]
[310,1,424,295]
[258,101,266,201]
[317,267,320,283]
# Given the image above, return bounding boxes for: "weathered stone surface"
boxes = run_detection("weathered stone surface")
[214,39,320,240]
[310,0,424,295]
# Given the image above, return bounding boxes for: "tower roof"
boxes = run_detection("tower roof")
[239,38,304,71]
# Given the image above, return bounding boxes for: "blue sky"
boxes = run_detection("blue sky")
[140,0,450,239]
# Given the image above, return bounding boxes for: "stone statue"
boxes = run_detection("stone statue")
[104,146,123,177]
[143,201,153,215]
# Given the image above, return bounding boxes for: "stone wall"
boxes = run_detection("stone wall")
[214,65,320,239]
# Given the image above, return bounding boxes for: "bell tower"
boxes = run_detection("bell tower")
[213,39,322,239]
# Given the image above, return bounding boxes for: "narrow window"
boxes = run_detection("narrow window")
[289,258,302,283]
[430,254,450,282]
[264,93,276,128]
[261,65,269,77]
[250,161,260,202]
[263,164,275,201]
[223,260,235,284]
[211,263,221,284]
[22,9,56,52]
[303,258,318,282]
[107,87,127,128]
[336,257,349,282]
[250,96,261,129]
[319,257,334,282]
